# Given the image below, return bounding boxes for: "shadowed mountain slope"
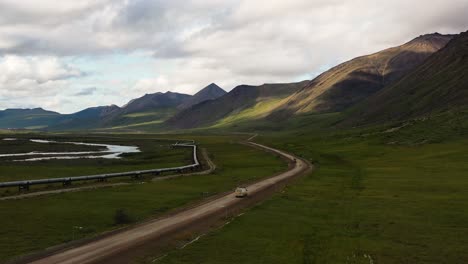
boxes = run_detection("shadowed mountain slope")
[119,91,191,115]
[70,105,121,119]
[345,30,468,125]
[48,105,121,130]
[0,108,61,129]
[271,33,453,118]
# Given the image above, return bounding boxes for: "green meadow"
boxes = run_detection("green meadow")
[155,121,468,264]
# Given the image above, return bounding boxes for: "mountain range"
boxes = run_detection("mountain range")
[166,81,308,129]
[0,30,466,131]
[0,85,225,130]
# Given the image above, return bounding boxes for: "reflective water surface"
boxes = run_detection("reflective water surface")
[0,138,140,161]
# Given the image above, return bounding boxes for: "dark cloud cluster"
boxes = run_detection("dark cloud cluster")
[74,87,97,96]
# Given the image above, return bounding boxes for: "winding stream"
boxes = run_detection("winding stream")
[0,138,140,161]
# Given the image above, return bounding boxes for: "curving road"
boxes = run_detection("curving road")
[28,141,311,264]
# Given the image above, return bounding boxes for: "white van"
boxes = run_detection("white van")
[235,187,248,198]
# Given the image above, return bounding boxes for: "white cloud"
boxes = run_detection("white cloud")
[0,0,467,112]
[0,55,82,84]
[0,55,83,106]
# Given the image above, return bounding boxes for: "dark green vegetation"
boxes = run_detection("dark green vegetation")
[0,134,287,261]
[0,135,191,183]
[157,127,468,264]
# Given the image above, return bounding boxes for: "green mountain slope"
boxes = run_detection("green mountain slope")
[166,81,308,129]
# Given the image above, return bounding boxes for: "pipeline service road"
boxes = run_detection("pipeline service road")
[2,147,214,201]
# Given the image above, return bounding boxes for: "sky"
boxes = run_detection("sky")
[0,0,467,113]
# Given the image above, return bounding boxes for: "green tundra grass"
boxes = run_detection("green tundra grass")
[155,119,468,264]
[0,134,287,262]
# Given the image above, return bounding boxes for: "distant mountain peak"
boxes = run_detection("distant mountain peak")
[177,83,227,110]
[404,33,455,52]
[204,83,225,93]
[206,83,221,88]
[2,107,59,114]
[120,91,191,114]
[416,32,448,38]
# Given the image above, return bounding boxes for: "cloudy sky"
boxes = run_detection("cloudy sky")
[0,0,467,113]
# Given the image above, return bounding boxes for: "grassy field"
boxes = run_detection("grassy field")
[0,134,287,261]
[155,127,468,263]
[0,135,191,182]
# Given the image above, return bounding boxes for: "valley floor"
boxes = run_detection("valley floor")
[153,133,468,264]
[0,134,286,262]
[2,128,467,264]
